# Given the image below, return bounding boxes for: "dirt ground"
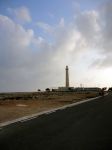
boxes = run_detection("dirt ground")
[0,100,69,123]
[0,93,98,123]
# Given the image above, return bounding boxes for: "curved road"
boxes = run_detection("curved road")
[0,94,112,150]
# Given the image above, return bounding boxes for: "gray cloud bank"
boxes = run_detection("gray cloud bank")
[0,1,112,92]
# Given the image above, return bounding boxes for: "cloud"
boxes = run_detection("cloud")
[1,1,112,91]
[75,10,100,46]
[36,22,53,33]
[0,13,87,91]
[71,0,112,69]
[99,1,112,52]
[36,18,65,34]
[8,6,31,23]
[0,14,33,66]
[0,15,36,91]
[89,1,112,68]
[0,14,68,91]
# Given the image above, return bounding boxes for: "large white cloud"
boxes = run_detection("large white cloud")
[0,14,86,91]
[88,1,112,68]
[1,1,112,92]
[75,11,100,45]
[0,15,34,68]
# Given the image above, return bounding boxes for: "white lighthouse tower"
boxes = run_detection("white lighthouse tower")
[65,66,69,88]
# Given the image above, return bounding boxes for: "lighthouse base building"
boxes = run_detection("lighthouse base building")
[51,66,100,93]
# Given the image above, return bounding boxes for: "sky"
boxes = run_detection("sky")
[0,0,112,92]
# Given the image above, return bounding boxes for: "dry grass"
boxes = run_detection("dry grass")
[0,92,98,123]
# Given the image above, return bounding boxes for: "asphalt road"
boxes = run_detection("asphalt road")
[0,94,112,150]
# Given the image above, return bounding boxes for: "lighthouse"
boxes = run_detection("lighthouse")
[65,66,69,88]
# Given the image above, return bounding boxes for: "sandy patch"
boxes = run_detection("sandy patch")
[16,104,28,107]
